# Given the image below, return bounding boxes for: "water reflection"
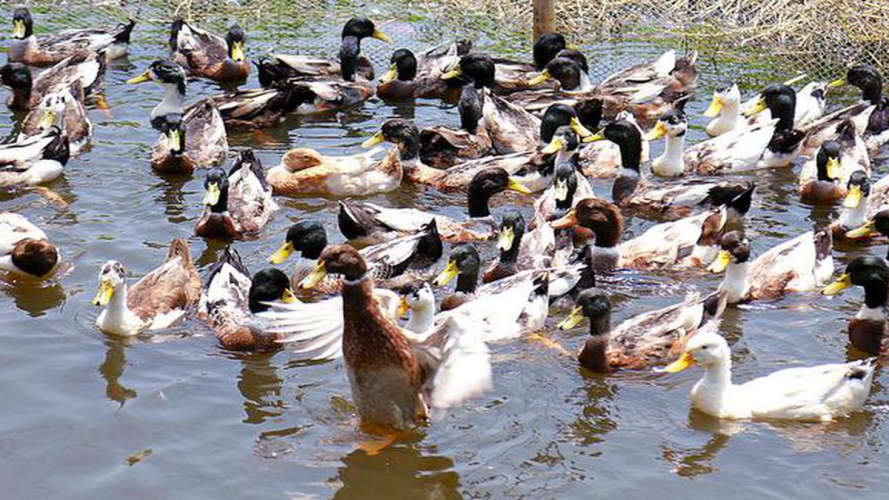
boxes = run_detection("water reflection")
[99,337,137,406]
[236,352,286,424]
[569,375,617,445]
[334,444,461,499]
[0,274,67,317]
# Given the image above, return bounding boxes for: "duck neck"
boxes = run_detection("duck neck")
[405,301,435,333]
[10,87,32,110]
[720,261,749,303]
[838,200,868,229]
[698,357,733,397]
[861,83,882,106]
[712,101,740,131]
[862,280,888,312]
[658,133,685,176]
[578,313,610,371]
[341,274,388,341]
[612,166,640,205]
[104,285,137,326]
[396,134,419,162]
[154,83,185,118]
[467,186,493,218]
[456,268,478,294]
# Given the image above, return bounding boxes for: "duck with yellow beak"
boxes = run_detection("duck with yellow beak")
[830,171,879,240]
[170,19,251,83]
[126,59,188,130]
[800,118,871,206]
[821,256,889,356]
[658,325,875,421]
[19,88,92,156]
[94,239,201,337]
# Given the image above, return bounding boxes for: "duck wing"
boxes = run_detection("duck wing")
[226,150,277,234]
[182,98,228,165]
[747,229,832,299]
[618,207,727,270]
[128,239,201,326]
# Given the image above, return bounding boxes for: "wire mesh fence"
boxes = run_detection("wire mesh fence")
[2,0,886,81]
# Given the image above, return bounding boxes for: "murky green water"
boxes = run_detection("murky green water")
[2,4,889,499]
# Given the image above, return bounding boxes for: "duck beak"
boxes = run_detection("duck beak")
[230,40,246,62]
[842,184,862,208]
[397,296,410,318]
[582,132,605,143]
[822,273,852,295]
[298,261,327,290]
[167,128,183,153]
[659,351,695,373]
[557,306,584,330]
[703,94,724,118]
[38,109,57,129]
[202,182,221,206]
[707,250,731,274]
[550,209,578,229]
[126,70,153,84]
[506,177,532,194]
[361,131,385,148]
[280,288,298,304]
[12,19,25,39]
[540,136,566,154]
[380,65,398,83]
[92,280,114,307]
[825,156,841,181]
[645,121,668,140]
[845,220,878,239]
[527,69,551,86]
[440,66,462,80]
[554,179,569,202]
[569,117,593,138]
[827,77,846,89]
[742,95,767,117]
[497,226,515,252]
[371,28,391,43]
[433,259,459,286]
[269,241,294,264]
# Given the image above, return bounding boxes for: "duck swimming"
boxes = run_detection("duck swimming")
[93,239,201,337]
[823,64,889,154]
[0,212,59,279]
[169,19,250,83]
[19,85,91,156]
[1,51,105,111]
[704,78,826,137]
[660,326,875,421]
[822,256,889,355]
[150,99,229,175]
[8,7,135,66]
[799,122,869,206]
[195,151,277,239]
[0,127,69,188]
[126,59,188,130]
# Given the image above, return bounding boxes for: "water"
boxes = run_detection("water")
[2,5,889,499]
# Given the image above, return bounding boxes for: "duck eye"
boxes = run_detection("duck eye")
[701,345,709,350]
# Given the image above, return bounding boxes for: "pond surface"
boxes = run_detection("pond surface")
[2,5,889,499]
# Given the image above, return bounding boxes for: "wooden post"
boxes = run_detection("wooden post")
[533,0,554,42]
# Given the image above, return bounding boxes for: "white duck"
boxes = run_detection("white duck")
[660,326,875,421]
[0,212,59,278]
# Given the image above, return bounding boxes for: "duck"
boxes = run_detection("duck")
[799,122,869,205]
[268,219,442,295]
[558,288,725,372]
[704,78,826,137]
[844,208,889,243]
[482,210,550,283]
[266,122,408,198]
[486,32,575,94]
[591,118,756,220]
[829,172,889,241]
[551,198,734,272]
[198,247,297,351]
[150,99,228,175]
[126,59,188,130]
[255,17,389,85]
[509,49,698,127]
[707,229,834,304]
[336,167,531,244]
[823,64,889,154]
[169,19,249,83]
[659,326,875,421]
[92,238,201,337]
[0,212,59,279]
[292,244,493,429]
[8,7,135,66]
[571,101,650,178]
[195,151,277,239]
[376,48,453,101]
[442,54,545,155]
[206,78,374,129]
[0,127,69,188]
[19,85,91,156]
[683,84,806,174]
[1,51,105,111]
[822,256,889,355]
[531,146,595,225]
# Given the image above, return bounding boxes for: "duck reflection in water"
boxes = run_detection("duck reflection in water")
[99,337,137,406]
[334,444,460,499]
[235,351,285,424]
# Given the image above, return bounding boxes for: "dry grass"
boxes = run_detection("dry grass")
[434,0,889,74]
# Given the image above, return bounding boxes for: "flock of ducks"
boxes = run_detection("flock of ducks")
[3,9,889,436]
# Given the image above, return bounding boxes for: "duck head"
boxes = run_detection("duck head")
[830,65,883,105]
[843,170,871,209]
[225,24,247,62]
[467,167,532,218]
[362,118,420,161]
[528,57,584,90]
[441,53,496,89]
[540,103,593,144]
[646,108,687,141]
[248,268,297,312]
[815,140,841,183]
[707,231,750,273]
[342,17,390,42]
[533,32,568,70]
[11,237,58,278]
[497,210,526,261]
[846,208,889,241]
[397,280,435,317]
[433,243,480,293]
[552,162,579,210]
[299,244,368,289]
[558,287,611,333]
[822,256,889,309]
[93,261,126,306]
[127,59,187,96]
[585,120,643,171]
[550,198,623,248]
[555,49,588,74]
[743,84,796,130]
[269,221,328,264]
[703,84,741,118]
[574,98,603,131]
[202,168,229,213]
[0,63,32,95]
[381,48,417,83]
[660,328,730,373]
[11,7,32,39]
